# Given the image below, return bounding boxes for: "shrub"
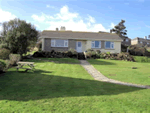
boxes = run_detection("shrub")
[106,52,111,55]
[117,52,135,62]
[85,51,92,58]
[0,60,6,73]
[100,53,107,59]
[96,50,101,54]
[128,45,148,56]
[98,52,135,62]
[0,59,10,73]
[86,49,94,52]
[0,48,10,60]
[9,54,21,66]
[32,51,45,57]
[68,48,78,58]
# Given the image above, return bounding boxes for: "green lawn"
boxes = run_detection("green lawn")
[0,58,150,113]
[37,57,80,63]
[88,59,150,86]
[133,56,150,62]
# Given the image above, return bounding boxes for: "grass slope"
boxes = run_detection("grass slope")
[0,58,150,113]
[88,59,150,85]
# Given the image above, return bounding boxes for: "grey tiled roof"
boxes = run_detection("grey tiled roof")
[41,30,123,41]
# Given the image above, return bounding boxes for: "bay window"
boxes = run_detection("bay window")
[51,39,68,47]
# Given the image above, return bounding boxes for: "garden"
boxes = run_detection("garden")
[1,58,150,113]
[1,18,150,112]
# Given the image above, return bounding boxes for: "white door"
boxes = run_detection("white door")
[76,41,82,52]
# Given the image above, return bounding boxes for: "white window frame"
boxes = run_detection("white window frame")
[91,41,101,48]
[105,41,114,49]
[51,39,55,47]
[51,39,68,47]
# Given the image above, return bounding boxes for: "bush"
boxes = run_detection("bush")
[96,50,101,54]
[32,49,78,58]
[84,49,100,59]
[9,54,21,66]
[98,52,135,62]
[116,52,135,61]
[0,60,6,73]
[68,48,78,58]
[0,48,10,60]
[106,52,111,55]
[0,59,10,73]
[128,45,148,56]
[32,51,46,57]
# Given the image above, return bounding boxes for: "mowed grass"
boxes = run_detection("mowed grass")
[38,57,80,63]
[88,59,150,85]
[0,58,150,113]
[133,56,150,62]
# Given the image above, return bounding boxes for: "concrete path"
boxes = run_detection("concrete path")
[79,60,150,89]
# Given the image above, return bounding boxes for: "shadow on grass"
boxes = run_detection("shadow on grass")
[23,58,80,64]
[0,69,143,101]
[87,59,116,65]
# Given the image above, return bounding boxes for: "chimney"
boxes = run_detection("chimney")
[56,28,59,31]
[60,26,66,31]
[144,36,147,40]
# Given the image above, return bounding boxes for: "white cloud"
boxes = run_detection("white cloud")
[0,8,16,22]
[32,5,115,32]
[46,5,50,8]
[34,24,40,28]
[46,5,55,9]
[31,14,45,22]
[87,15,95,23]
[110,23,115,28]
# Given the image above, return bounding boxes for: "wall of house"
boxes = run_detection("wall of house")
[42,38,121,53]
[42,38,44,51]
[131,39,138,45]
[43,38,76,52]
[86,40,121,53]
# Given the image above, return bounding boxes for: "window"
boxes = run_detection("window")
[105,41,114,49]
[147,42,149,45]
[126,39,129,42]
[51,39,68,47]
[140,41,142,44]
[91,41,101,48]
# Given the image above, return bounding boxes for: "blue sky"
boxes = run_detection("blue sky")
[0,0,150,39]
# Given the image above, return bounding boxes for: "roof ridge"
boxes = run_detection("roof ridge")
[42,30,118,35]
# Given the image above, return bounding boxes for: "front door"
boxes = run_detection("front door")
[76,41,82,52]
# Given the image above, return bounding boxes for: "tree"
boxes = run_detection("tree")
[110,20,128,40]
[0,18,39,57]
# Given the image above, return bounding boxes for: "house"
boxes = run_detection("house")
[121,37,131,46]
[131,36,150,47]
[40,27,123,53]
